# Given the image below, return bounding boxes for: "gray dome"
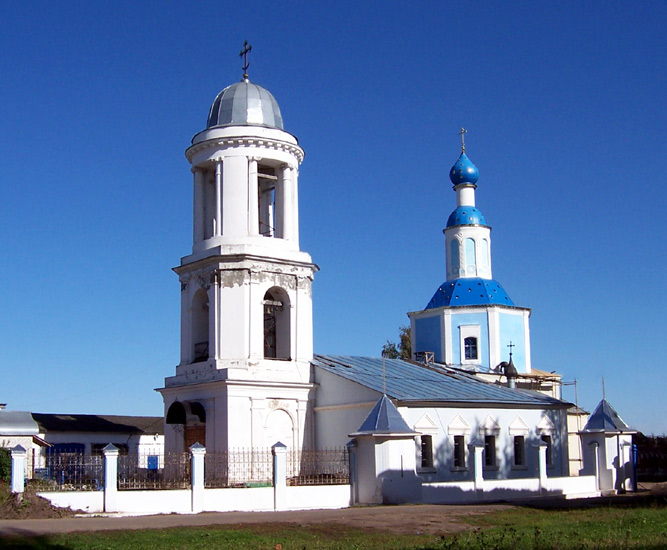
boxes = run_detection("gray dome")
[206,79,284,130]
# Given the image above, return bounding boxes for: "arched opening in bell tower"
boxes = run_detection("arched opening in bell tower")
[191,288,210,363]
[258,165,277,237]
[263,287,291,360]
[166,400,207,448]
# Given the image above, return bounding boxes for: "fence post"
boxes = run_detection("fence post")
[469,439,484,495]
[103,443,119,513]
[346,439,358,505]
[190,443,206,513]
[535,439,548,494]
[11,445,27,499]
[272,442,287,511]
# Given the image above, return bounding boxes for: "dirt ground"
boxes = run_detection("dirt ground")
[0,482,664,538]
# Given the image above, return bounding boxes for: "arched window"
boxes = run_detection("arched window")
[191,288,209,362]
[464,336,478,360]
[449,239,460,278]
[465,238,476,275]
[263,287,291,359]
[480,238,490,273]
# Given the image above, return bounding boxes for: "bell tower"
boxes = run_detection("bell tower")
[159,49,317,454]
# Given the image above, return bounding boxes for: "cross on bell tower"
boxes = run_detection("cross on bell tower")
[240,40,252,79]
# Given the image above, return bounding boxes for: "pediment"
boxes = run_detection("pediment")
[478,415,500,435]
[509,416,530,435]
[447,414,471,436]
[537,415,556,434]
[414,413,439,434]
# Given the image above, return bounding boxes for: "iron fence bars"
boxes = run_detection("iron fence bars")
[32,451,104,492]
[286,448,349,486]
[205,448,273,488]
[118,452,190,490]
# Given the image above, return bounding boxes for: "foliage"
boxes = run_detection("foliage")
[0,449,10,483]
[382,325,412,360]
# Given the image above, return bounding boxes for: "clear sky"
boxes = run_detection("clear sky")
[1,2,665,434]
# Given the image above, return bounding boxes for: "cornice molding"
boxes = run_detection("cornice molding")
[186,136,304,163]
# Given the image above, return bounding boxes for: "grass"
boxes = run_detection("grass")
[1,497,665,549]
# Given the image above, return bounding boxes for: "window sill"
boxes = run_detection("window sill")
[483,466,499,471]
[450,467,468,473]
[417,467,437,474]
[511,465,528,470]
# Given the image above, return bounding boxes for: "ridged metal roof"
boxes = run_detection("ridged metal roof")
[582,399,634,433]
[0,411,39,435]
[313,355,567,408]
[353,395,417,435]
[207,79,283,130]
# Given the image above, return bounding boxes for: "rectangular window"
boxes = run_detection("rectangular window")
[420,435,434,469]
[464,337,478,360]
[541,435,553,466]
[484,435,496,467]
[513,436,525,466]
[454,435,466,468]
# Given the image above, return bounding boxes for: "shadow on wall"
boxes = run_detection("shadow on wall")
[430,418,555,481]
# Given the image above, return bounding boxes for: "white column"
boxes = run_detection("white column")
[275,168,285,238]
[10,445,27,496]
[103,444,119,513]
[469,439,484,493]
[281,164,294,242]
[536,440,548,494]
[193,168,205,244]
[214,162,222,236]
[272,442,287,511]
[291,166,300,246]
[190,443,206,513]
[248,158,259,236]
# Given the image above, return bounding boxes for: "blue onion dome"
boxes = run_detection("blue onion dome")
[449,152,479,185]
[425,278,514,309]
[446,206,487,227]
[207,79,284,130]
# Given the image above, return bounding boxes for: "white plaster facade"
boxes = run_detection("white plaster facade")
[158,83,318,455]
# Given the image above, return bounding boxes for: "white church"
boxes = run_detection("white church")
[154,57,593,495]
[2,51,638,511]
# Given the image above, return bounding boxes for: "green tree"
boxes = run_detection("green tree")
[382,325,412,360]
[0,448,10,482]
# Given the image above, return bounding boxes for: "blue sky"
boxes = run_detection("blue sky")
[1,2,665,434]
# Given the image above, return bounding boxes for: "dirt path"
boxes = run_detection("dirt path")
[0,503,514,538]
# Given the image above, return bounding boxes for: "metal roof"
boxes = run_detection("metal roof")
[207,79,284,130]
[32,414,164,435]
[313,355,568,408]
[581,399,635,433]
[446,206,487,228]
[353,395,417,435]
[0,411,39,436]
[425,277,515,309]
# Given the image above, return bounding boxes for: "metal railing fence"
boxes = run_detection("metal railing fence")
[31,452,104,492]
[287,448,349,486]
[118,452,190,490]
[205,448,273,488]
